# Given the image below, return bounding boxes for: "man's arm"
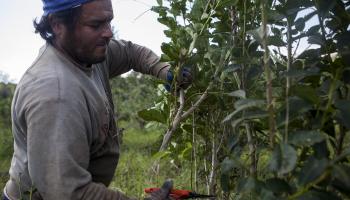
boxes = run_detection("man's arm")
[105,39,170,80]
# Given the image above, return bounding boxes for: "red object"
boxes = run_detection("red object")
[144,188,215,199]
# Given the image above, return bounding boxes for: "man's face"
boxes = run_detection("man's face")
[58,0,114,65]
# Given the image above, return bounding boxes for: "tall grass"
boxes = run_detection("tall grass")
[110,126,193,199]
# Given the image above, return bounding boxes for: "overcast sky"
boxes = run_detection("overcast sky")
[0,0,167,82]
[0,1,320,83]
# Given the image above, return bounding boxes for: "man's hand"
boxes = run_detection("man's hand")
[164,68,193,92]
[144,179,173,200]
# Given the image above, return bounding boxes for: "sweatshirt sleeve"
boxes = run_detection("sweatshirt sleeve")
[105,39,170,80]
[23,82,133,200]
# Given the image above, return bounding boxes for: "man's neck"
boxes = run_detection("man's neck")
[51,40,90,68]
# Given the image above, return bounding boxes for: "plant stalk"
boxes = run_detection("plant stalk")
[245,123,257,177]
[261,1,276,148]
[192,102,198,191]
[285,19,293,143]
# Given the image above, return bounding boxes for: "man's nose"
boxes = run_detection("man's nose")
[102,23,113,39]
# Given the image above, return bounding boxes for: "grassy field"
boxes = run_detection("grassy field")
[110,126,193,199]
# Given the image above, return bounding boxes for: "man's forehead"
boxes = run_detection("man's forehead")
[80,0,114,19]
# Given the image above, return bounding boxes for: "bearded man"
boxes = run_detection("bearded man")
[2,0,190,199]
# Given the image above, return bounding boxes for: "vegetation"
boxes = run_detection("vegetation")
[138,0,350,199]
[0,82,15,190]
[1,0,350,199]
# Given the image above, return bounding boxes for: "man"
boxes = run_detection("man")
[2,0,189,199]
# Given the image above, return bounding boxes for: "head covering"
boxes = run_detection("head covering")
[42,0,93,16]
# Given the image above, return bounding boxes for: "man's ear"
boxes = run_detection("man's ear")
[48,15,65,39]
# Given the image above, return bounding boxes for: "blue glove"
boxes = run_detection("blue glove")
[144,179,173,200]
[164,68,192,92]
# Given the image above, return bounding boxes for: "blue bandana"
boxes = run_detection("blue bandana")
[42,0,93,16]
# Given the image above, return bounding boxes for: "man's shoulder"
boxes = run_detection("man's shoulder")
[16,54,83,104]
[20,44,83,86]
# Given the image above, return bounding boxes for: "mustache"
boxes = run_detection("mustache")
[96,39,110,46]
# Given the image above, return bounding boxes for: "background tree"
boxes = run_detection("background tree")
[0,74,15,189]
[138,0,350,199]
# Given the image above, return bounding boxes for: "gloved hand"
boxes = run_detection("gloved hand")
[164,68,192,92]
[144,179,173,200]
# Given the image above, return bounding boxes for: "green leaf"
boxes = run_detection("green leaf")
[220,174,231,192]
[152,150,171,160]
[271,27,282,36]
[247,26,264,44]
[161,42,178,60]
[200,12,209,20]
[138,108,166,124]
[268,35,286,47]
[298,157,328,186]
[332,164,350,193]
[308,34,325,46]
[217,0,239,9]
[221,157,235,174]
[237,177,261,194]
[297,190,342,200]
[291,85,320,104]
[190,0,206,20]
[223,99,266,123]
[335,32,350,57]
[306,25,320,35]
[230,110,268,128]
[316,0,337,18]
[289,130,325,146]
[228,90,246,99]
[295,17,305,31]
[178,142,192,160]
[284,68,320,78]
[332,164,350,195]
[158,16,177,29]
[334,100,350,129]
[151,6,168,16]
[234,99,266,109]
[223,64,241,73]
[334,147,350,163]
[228,134,239,152]
[188,33,198,54]
[269,143,297,175]
[267,9,285,22]
[265,178,292,194]
[276,97,313,128]
[156,0,162,6]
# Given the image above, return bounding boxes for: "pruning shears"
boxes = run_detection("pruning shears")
[145,188,216,199]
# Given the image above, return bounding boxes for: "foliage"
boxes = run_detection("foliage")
[0,82,16,190]
[110,72,163,129]
[110,73,194,198]
[110,127,192,199]
[141,0,350,199]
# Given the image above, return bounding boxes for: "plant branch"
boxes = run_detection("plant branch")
[288,170,330,200]
[285,19,293,143]
[336,125,346,155]
[159,89,185,151]
[159,48,230,151]
[245,123,257,177]
[261,1,276,148]
[191,102,198,191]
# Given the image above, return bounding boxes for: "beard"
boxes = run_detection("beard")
[75,49,107,65]
[62,31,108,65]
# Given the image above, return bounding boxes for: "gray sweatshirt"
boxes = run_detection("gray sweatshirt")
[4,39,169,200]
